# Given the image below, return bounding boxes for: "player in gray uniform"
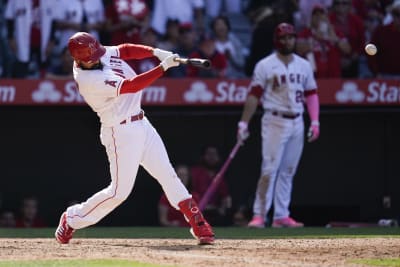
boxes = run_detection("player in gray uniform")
[237,23,320,228]
[55,32,214,245]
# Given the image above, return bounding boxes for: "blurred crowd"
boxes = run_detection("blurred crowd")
[1,0,400,80]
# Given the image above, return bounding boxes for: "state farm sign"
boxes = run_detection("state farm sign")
[1,78,400,106]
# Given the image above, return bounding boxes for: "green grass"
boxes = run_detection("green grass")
[0,226,399,239]
[0,259,175,267]
[352,258,400,266]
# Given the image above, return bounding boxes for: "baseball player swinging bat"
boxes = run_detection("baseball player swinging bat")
[198,141,242,211]
[174,57,211,69]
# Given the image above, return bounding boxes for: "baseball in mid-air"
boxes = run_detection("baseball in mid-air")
[365,43,377,56]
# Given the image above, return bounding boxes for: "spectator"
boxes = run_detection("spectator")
[359,8,383,78]
[352,0,386,21]
[191,145,232,226]
[150,0,205,36]
[204,0,242,19]
[54,0,105,55]
[187,35,227,78]
[383,0,400,25]
[45,46,74,80]
[15,196,46,228]
[167,23,199,77]
[245,1,297,76]
[103,0,149,46]
[368,0,400,78]
[294,0,333,31]
[328,0,365,78]
[157,19,181,52]
[0,210,16,228]
[4,0,57,78]
[210,15,247,78]
[296,5,351,78]
[158,164,198,227]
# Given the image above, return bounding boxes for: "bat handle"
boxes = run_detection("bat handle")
[174,58,188,64]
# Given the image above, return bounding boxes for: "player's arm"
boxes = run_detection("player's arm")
[237,85,262,143]
[119,54,179,95]
[305,90,320,142]
[240,87,261,123]
[305,90,319,123]
[117,44,173,61]
[237,61,264,142]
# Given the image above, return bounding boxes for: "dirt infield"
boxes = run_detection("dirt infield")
[0,238,399,267]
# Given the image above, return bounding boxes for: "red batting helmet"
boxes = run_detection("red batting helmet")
[273,23,296,52]
[68,32,106,63]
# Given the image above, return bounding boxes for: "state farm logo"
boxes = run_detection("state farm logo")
[335,82,365,103]
[32,81,62,103]
[142,86,166,102]
[0,85,16,102]
[184,81,248,103]
[184,81,213,102]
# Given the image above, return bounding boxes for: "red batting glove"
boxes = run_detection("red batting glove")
[307,121,320,142]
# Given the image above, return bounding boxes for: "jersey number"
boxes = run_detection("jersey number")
[295,90,304,103]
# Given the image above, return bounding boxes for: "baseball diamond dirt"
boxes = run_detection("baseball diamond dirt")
[0,238,399,267]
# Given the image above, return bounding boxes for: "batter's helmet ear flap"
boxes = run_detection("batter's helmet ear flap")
[68,32,106,63]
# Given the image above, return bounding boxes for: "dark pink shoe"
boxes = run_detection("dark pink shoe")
[272,217,304,228]
[247,215,265,228]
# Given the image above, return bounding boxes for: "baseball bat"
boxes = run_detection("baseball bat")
[198,141,242,211]
[174,57,211,69]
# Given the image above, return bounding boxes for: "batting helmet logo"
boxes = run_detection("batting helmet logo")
[68,32,106,63]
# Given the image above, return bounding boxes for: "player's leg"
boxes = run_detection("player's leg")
[249,114,291,227]
[272,119,304,228]
[139,118,214,244]
[56,123,144,243]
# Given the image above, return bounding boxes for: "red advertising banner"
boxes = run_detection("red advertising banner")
[0,78,400,106]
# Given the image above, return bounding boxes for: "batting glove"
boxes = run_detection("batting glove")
[153,48,173,61]
[160,54,180,71]
[237,121,249,143]
[307,121,320,142]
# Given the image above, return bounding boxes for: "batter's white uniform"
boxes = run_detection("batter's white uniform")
[250,52,317,220]
[65,46,191,229]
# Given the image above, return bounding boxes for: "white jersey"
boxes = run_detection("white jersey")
[250,53,317,114]
[73,46,142,127]
[4,0,57,62]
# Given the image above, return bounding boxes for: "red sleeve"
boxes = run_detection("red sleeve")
[304,89,317,97]
[248,85,263,99]
[117,44,154,60]
[119,66,164,94]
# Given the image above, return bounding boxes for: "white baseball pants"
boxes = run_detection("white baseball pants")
[252,112,304,220]
[66,117,190,229]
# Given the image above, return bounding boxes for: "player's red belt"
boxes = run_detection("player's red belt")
[120,110,145,124]
[270,111,300,119]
